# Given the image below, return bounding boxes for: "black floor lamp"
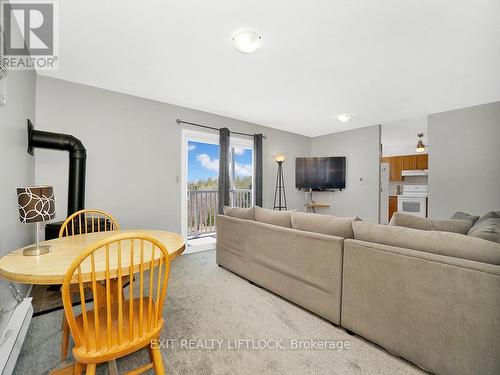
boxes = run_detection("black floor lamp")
[273,156,287,211]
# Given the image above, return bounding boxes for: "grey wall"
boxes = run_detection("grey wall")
[35,76,311,232]
[0,69,37,332]
[310,125,381,223]
[428,101,500,218]
[0,70,36,253]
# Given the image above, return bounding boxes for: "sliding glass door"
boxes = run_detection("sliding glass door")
[186,138,219,238]
[181,129,253,239]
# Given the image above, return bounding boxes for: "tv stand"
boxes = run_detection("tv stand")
[304,202,330,214]
[303,190,330,214]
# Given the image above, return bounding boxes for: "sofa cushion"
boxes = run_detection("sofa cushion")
[389,212,434,230]
[223,206,255,220]
[254,206,292,228]
[353,221,500,265]
[431,218,472,234]
[389,212,472,234]
[451,211,480,226]
[468,211,500,244]
[290,211,354,238]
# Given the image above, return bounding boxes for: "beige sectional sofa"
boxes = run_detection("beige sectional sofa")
[343,221,500,375]
[216,207,500,375]
[216,208,348,324]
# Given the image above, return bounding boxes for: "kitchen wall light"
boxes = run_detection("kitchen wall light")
[416,133,426,153]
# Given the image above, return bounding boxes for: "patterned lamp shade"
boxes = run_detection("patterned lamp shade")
[17,186,55,223]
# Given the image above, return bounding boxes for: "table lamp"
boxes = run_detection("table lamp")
[17,185,55,256]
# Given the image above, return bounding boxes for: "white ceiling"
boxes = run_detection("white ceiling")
[40,0,500,137]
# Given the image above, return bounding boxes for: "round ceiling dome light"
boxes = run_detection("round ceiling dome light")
[232,30,262,53]
[336,113,352,123]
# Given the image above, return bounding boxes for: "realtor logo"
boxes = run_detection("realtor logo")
[1,0,58,69]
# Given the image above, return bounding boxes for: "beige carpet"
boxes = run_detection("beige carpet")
[15,250,426,374]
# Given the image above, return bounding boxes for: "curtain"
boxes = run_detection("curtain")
[218,128,231,213]
[254,133,263,207]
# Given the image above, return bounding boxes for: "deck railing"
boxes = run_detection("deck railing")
[187,189,252,238]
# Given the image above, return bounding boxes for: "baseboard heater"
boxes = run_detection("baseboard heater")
[0,298,33,375]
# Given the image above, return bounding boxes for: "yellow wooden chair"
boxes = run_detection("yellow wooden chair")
[61,232,170,375]
[59,209,120,361]
[59,209,120,238]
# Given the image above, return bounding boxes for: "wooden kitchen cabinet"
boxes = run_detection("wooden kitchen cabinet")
[403,154,428,170]
[381,154,428,181]
[389,196,398,221]
[415,154,428,169]
[402,155,416,170]
[389,156,404,181]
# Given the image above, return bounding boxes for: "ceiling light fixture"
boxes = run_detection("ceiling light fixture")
[336,113,352,123]
[416,133,426,153]
[232,30,262,53]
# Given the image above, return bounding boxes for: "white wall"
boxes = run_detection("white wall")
[34,76,311,232]
[34,77,388,231]
[428,101,500,218]
[310,125,381,223]
[0,69,37,332]
[32,79,500,226]
[381,116,428,156]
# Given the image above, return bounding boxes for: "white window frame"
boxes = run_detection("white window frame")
[228,136,254,207]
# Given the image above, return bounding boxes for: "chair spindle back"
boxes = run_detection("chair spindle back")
[61,232,171,355]
[59,209,120,238]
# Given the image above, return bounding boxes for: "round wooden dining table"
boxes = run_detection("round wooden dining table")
[0,229,185,285]
[0,229,185,375]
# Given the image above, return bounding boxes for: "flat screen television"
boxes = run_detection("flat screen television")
[295,157,346,190]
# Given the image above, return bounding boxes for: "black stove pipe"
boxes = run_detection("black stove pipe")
[27,119,86,215]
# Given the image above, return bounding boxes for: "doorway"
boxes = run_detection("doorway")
[181,129,253,246]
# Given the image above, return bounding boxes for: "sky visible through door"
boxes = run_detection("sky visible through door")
[187,140,252,190]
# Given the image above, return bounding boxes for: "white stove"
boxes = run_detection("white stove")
[401,184,428,197]
[398,185,428,217]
